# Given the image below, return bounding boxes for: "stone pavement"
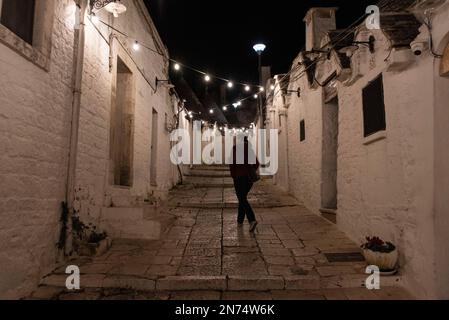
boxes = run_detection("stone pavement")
[31,165,413,300]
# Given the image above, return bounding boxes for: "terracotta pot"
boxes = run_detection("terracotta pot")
[362,248,398,271]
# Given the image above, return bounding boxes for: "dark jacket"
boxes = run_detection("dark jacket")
[229,141,260,179]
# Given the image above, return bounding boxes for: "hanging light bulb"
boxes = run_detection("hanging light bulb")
[222,106,228,111]
[132,41,140,51]
[245,85,251,92]
[233,103,238,109]
[104,0,127,18]
[259,87,265,92]
[270,85,275,90]
[254,94,258,99]
[204,74,211,82]
[227,81,234,88]
[174,63,180,71]
[209,109,214,114]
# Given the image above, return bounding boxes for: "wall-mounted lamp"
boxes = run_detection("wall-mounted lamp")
[90,0,127,17]
[155,77,174,93]
[303,49,332,60]
[282,88,301,97]
[339,36,376,57]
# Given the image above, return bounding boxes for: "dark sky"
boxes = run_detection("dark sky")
[144,0,374,100]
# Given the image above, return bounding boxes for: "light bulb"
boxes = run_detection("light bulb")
[209,109,214,114]
[259,87,265,92]
[254,94,258,99]
[223,106,228,111]
[270,85,275,90]
[174,63,180,71]
[245,85,250,92]
[133,41,140,51]
[227,81,234,88]
[205,75,211,82]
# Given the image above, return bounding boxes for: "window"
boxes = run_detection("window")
[300,120,306,142]
[0,0,36,44]
[0,0,55,70]
[362,74,386,137]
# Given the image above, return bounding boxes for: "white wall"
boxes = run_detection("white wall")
[283,9,449,298]
[0,0,75,298]
[0,0,177,298]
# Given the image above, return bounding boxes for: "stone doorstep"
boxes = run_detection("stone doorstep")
[169,202,300,209]
[39,273,406,293]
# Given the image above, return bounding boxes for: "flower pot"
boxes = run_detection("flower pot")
[362,248,398,272]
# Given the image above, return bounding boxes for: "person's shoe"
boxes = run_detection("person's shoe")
[249,221,258,233]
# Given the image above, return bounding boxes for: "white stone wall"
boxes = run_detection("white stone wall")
[0,0,75,299]
[0,0,178,298]
[281,5,449,298]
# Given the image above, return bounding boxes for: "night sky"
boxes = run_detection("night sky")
[145,0,374,93]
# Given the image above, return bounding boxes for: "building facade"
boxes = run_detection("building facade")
[0,0,182,298]
[267,0,449,298]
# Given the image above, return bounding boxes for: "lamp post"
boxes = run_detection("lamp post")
[253,43,266,129]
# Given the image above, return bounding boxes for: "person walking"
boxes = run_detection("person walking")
[229,136,260,232]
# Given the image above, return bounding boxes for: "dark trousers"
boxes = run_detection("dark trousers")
[233,176,256,224]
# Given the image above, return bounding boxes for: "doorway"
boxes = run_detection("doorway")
[321,96,339,223]
[110,57,134,187]
[150,108,158,186]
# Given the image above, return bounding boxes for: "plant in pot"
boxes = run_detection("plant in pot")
[361,236,398,274]
[72,215,110,257]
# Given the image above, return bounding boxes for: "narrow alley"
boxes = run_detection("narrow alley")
[32,165,411,300]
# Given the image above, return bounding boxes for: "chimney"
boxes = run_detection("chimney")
[304,7,338,51]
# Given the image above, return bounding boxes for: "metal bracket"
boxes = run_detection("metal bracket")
[154,77,171,93]
[353,36,376,53]
[282,88,301,97]
[90,0,116,10]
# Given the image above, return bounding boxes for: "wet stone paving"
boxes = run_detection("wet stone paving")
[31,166,413,300]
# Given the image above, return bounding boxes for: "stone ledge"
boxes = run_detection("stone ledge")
[103,275,156,291]
[227,276,284,291]
[284,275,320,290]
[156,276,227,291]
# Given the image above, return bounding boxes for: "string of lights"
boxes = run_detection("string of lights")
[87,11,369,128]
[90,14,264,93]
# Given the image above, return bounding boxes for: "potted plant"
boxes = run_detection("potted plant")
[72,215,111,257]
[361,236,398,274]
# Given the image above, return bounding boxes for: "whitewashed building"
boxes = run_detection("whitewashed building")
[0,0,183,298]
[267,0,449,299]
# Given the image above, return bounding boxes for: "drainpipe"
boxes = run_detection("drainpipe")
[62,0,88,256]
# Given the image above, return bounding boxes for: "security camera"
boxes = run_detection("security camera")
[410,40,428,56]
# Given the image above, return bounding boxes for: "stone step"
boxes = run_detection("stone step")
[191,165,229,172]
[100,206,174,241]
[169,201,298,209]
[184,171,231,178]
[39,274,405,292]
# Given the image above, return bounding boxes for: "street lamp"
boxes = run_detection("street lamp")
[90,0,127,17]
[253,43,266,129]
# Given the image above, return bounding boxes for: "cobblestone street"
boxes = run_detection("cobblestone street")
[30,166,412,300]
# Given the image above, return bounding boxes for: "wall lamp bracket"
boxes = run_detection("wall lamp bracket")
[154,77,173,93]
[90,0,115,10]
[352,36,376,53]
[282,88,301,97]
